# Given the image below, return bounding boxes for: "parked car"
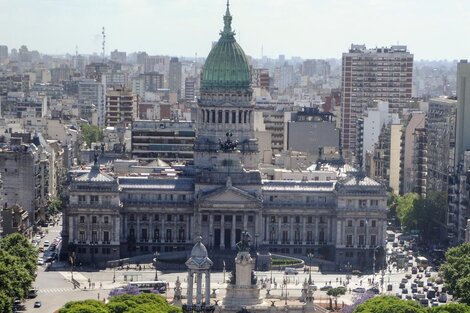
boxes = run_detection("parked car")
[320,285,333,291]
[405,274,412,279]
[367,287,380,294]
[412,267,418,274]
[425,271,431,277]
[34,301,41,308]
[438,293,448,303]
[353,287,366,293]
[399,283,406,289]
[401,278,408,283]
[402,288,409,294]
[420,298,429,306]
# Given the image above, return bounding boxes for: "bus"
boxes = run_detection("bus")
[128,281,167,293]
[416,256,428,268]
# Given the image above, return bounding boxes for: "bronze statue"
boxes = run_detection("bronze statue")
[236,230,251,252]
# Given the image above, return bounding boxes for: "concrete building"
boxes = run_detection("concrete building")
[0,45,8,63]
[341,44,413,161]
[105,87,138,127]
[456,60,470,165]
[63,3,387,270]
[184,78,196,102]
[400,111,425,194]
[78,79,105,125]
[110,50,127,64]
[1,204,31,237]
[131,120,195,163]
[169,57,182,99]
[286,107,339,161]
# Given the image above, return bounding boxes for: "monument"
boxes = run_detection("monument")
[223,231,264,308]
[184,236,215,313]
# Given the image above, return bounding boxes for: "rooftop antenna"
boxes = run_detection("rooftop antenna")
[102,26,106,61]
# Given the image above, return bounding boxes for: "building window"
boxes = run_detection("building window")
[320,216,325,224]
[166,229,172,241]
[319,230,325,243]
[92,231,98,242]
[270,216,276,223]
[179,228,185,241]
[90,195,99,204]
[295,216,300,224]
[129,228,135,238]
[224,215,231,222]
[370,235,376,246]
[154,214,159,221]
[78,195,86,204]
[215,215,221,222]
[141,229,148,241]
[307,231,313,242]
[154,228,160,241]
[79,216,85,224]
[129,214,135,222]
[282,231,289,242]
[358,235,365,245]
[308,216,313,224]
[92,216,97,224]
[79,231,86,242]
[248,215,254,223]
[142,214,147,221]
[202,215,208,222]
[371,220,377,228]
[359,220,365,227]
[347,220,353,227]
[179,215,184,222]
[371,199,379,206]
[103,231,110,242]
[167,214,172,222]
[346,235,353,246]
[236,215,242,222]
[104,216,109,224]
[359,200,367,207]
[282,216,288,223]
[225,111,230,123]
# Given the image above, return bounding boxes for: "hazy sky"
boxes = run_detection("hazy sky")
[1,0,469,61]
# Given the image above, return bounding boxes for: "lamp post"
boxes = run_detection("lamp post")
[154,251,160,281]
[307,252,314,285]
[345,262,352,285]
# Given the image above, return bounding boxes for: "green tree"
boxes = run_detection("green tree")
[396,193,419,230]
[353,296,426,313]
[429,303,470,313]
[59,300,109,313]
[47,198,62,216]
[327,287,346,298]
[81,124,104,148]
[440,243,470,305]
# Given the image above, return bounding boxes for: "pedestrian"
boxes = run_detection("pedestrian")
[100,282,102,289]
[98,293,100,300]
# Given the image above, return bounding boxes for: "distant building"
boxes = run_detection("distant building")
[169,57,182,99]
[105,88,138,127]
[0,45,8,63]
[78,79,106,126]
[286,107,339,161]
[456,60,470,165]
[184,78,196,102]
[110,49,127,64]
[1,204,31,237]
[341,44,413,162]
[131,120,195,163]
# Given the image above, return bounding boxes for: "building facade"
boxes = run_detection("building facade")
[105,88,138,127]
[63,3,387,269]
[341,44,413,162]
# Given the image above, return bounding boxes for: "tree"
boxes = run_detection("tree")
[440,243,470,305]
[327,287,346,298]
[60,294,181,313]
[0,233,38,305]
[47,198,62,216]
[81,124,104,148]
[353,296,426,313]
[396,193,420,231]
[428,303,470,313]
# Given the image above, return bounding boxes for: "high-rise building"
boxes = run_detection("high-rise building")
[110,49,127,64]
[0,45,8,63]
[169,57,182,99]
[341,44,413,162]
[78,79,106,126]
[105,88,138,127]
[184,78,196,102]
[455,60,470,164]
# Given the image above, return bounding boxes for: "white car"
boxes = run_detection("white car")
[37,258,44,265]
[44,240,50,247]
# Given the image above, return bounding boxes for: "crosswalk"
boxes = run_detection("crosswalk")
[38,287,76,294]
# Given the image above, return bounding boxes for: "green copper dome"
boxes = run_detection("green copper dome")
[201,2,251,90]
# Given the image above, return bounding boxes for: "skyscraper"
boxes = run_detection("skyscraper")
[0,45,8,63]
[169,57,182,99]
[455,60,470,164]
[341,44,413,162]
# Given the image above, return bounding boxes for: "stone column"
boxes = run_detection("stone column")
[315,217,319,245]
[196,272,203,305]
[186,216,190,242]
[231,215,236,249]
[161,219,165,242]
[209,214,214,247]
[243,214,248,230]
[290,216,294,244]
[353,220,357,246]
[220,214,225,249]
[337,220,342,246]
[137,217,140,242]
[187,271,193,306]
[205,271,211,305]
[302,216,307,245]
[277,217,282,244]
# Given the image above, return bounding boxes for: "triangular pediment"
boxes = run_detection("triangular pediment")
[199,186,260,204]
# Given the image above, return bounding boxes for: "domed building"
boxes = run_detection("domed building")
[63,1,388,273]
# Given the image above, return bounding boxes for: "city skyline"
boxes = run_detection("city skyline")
[1,0,469,61]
